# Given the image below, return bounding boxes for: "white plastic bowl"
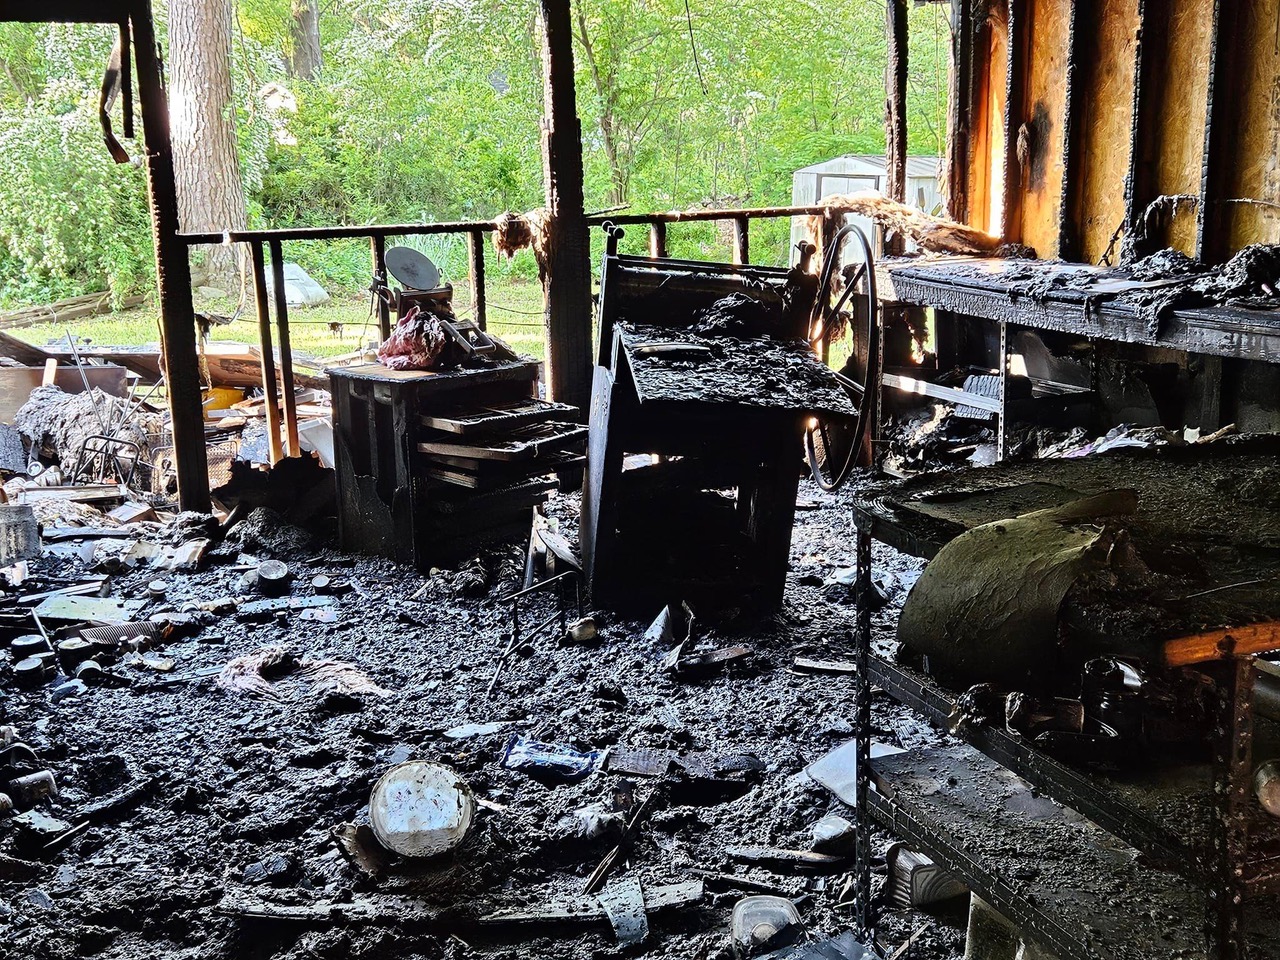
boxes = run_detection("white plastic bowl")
[369,761,474,858]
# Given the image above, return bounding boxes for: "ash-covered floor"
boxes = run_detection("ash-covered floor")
[0,480,968,960]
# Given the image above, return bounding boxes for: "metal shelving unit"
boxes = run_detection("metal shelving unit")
[847,264,1280,958]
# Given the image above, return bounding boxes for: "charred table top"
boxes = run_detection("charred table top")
[326,359,541,394]
[881,256,1280,363]
[617,323,857,418]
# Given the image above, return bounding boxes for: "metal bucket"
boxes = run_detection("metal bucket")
[0,502,39,566]
[369,761,474,858]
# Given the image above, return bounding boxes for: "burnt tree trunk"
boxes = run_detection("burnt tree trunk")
[167,0,247,292]
[288,0,322,81]
[539,0,593,416]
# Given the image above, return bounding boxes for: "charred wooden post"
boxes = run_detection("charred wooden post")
[648,221,667,259]
[884,0,909,256]
[732,216,750,265]
[467,229,487,331]
[249,241,284,464]
[1198,0,1245,264]
[945,0,974,223]
[539,0,592,416]
[1058,0,1085,262]
[1000,0,1027,246]
[371,234,391,341]
[129,2,210,511]
[268,239,300,457]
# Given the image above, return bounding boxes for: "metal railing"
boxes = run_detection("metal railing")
[584,203,858,264]
[178,220,499,463]
[176,203,856,463]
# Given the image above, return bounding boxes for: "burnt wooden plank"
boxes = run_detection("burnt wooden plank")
[1001,0,1028,244]
[539,0,592,413]
[419,398,578,435]
[417,421,587,461]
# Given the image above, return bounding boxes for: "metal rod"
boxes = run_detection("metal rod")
[371,234,391,341]
[997,320,1010,462]
[63,329,109,436]
[854,531,874,941]
[268,240,300,457]
[249,241,284,464]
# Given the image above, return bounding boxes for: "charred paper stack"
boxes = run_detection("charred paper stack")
[329,357,586,570]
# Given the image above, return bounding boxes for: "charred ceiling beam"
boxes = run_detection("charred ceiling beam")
[0,1,130,22]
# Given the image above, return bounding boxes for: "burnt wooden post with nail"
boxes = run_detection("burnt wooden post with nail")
[540,0,593,417]
[468,229,487,331]
[130,2,210,511]
[249,241,284,464]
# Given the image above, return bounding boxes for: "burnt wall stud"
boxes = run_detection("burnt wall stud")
[130,1,210,511]
[539,0,593,416]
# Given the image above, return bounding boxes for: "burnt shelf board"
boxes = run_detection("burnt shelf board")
[869,743,1280,960]
[868,653,1221,871]
[417,422,588,461]
[880,256,1280,364]
[420,398,579,435]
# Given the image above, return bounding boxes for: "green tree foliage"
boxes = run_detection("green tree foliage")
[0,0,949,305]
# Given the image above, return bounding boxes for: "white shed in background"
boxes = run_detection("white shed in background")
[789,155,943,260]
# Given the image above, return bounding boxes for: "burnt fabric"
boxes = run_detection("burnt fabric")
[377,306,448,371]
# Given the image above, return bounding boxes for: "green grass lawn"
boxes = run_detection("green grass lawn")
[10,279,550,364]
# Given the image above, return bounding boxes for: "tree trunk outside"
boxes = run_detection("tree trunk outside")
[573,0,626,206]
[167,0,247,293]
[289,0,323,81]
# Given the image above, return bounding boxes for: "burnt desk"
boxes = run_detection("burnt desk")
[580,250,850,610]
[847,440,1280,960]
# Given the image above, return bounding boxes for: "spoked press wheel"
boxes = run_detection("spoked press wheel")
[805,223,878,492]
[806,368,865,491]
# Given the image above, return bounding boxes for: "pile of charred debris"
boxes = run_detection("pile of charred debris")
[0,467,964,960]
[0,278,975,960]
